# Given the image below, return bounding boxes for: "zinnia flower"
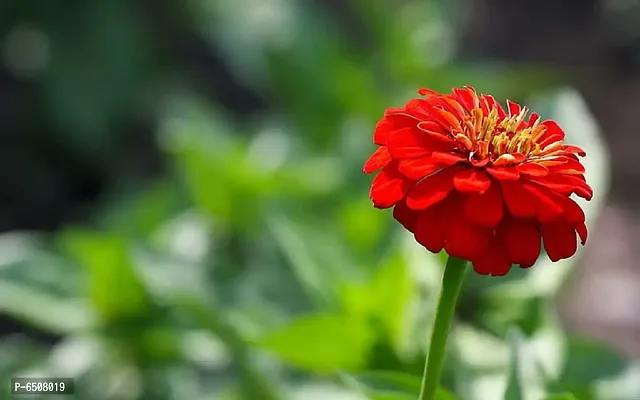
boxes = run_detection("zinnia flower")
[364,87,592,276]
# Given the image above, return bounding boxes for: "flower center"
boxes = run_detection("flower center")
[455,106,555,167]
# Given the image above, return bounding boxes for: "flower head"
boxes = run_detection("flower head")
[364,87,592,276]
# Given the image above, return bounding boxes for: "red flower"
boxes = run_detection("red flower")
[364,87,592,276]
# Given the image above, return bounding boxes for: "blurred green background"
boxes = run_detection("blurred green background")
[1,0,638,399]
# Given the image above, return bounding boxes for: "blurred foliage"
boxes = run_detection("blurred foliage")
[0,0,632,399]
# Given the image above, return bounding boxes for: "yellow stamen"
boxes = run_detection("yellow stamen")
[453,95,564,165]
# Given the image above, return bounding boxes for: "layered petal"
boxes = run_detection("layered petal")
[465,182,503,228]
[504,217,541,267]
[542,221,578,262]
[386,127,432,158]
[529,174,593,200]
[373,113,417,145]
[523,184,564,223]
[405,165,462,210]
[486,166,520,180]
[500,180,536,218]
[397,151,465,180]
[397,157,443,180]
[472,234,512,276]
[453,168,491,194]
[517,162,548,177]
[369,163,412,209]
[392,199,419,233]
[443,196,491,261]
[413,202,449,253]
[363,146,392,174]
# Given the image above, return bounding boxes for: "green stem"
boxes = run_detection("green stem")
[418,256,467,400]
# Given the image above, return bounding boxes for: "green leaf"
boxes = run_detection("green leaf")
[505,329,526,400]
[560,337,627,389]
[546,393,578,400]
[0,235,94,333]
[436,388,458,400]
[59,229,149,321]
[342,371,457,400]
[269,217,334,308]
[163,100,283,228]
[480,284,547,337]
[340,250,414,349]
[0,280,95,333]
[256,314,375,373]
[339,198,385,251]
[535,359,578,400]
[369,253,414,347]
[97,179,179,237]
[270,216,359,309]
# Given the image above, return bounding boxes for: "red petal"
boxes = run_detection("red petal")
[453,168,491,194]
[404,99,433,120]
[573,179,593,200]
[575,222,588,245]
[530,175,593,200]
[373,113,416,145]
[444,196,490,261]
[554,194,586,225]
[563,145,586,157]
[369,164,413,209]
[453,87,476,112]
[517,162,549,177]
[387,127,432,158]
[529,175,573,194]
[421,106,463,133]
[482,95,506,119]
[384,107,405,115]
[542,221,578,262]
[470,158,489,167]
[472,235,512,276]
[418,88,439,97]
[413,202,448,253]
[538,156,574,168]
[436,109,463,132]
[479,96,491,116]
[523,184,564,223]
[363,147,392,174]
[416,120,445,133]
[397,152,465,180]
[416,122,457,146]
[543,192,588,245]
[538,120,566,143]
[393,199,419,233]
[397,157,442,180]
[465,182,503,228]
[444,98,468,122]
[500,180,536,218]
[487,166,520,180]
[430,152,467,165]
[504,218,541,266]
[546,159,586,174]
[507,99,521,116]
[573,186,593,200]
[405,165,460,210]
